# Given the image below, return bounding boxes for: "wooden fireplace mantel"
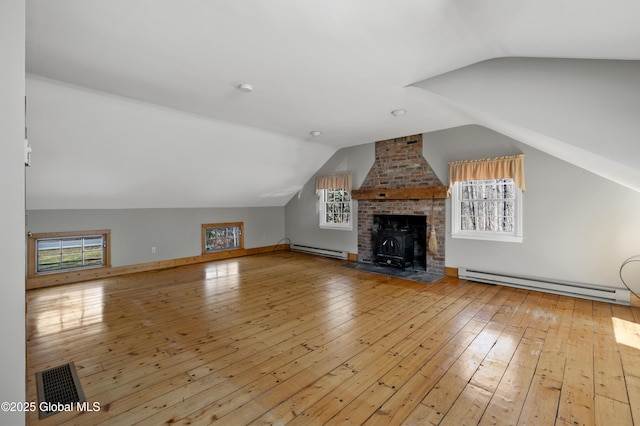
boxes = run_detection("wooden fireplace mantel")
[351,186,449,200]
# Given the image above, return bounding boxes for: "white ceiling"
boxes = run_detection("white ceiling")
[25,1,640,208]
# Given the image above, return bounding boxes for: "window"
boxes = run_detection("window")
[449,154,525,243]
[316,173,353,230]
[451,178,523,242]
[28,230,111,276]
[319,188,353,230]
[202,222,244,253]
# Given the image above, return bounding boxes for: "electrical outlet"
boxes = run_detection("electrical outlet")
[151,246,156,254]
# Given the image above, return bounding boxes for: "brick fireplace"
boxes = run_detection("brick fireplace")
[354,134,446,275]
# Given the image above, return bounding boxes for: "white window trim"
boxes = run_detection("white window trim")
[450,180,523,243]
[318,188,353,231]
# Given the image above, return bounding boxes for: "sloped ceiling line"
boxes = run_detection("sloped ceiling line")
[413,58,640,193]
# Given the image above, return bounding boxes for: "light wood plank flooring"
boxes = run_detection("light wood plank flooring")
[26,252,640,425]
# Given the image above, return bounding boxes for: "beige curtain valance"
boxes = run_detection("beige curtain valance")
[449,154,525,192]
[315,174,352,193]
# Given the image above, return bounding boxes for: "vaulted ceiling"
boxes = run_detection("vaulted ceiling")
[25,1,640,209]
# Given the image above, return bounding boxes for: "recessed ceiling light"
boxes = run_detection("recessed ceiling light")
[237,83,253,93]
[309,130,322,137]
[391,109,407,116]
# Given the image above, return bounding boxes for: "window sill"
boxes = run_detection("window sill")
[451,232,523,243]
[33,264,108,277]
[204,247,242,254]
[319,224,353,231]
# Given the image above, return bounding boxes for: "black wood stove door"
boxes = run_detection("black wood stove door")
[376,230,414,270]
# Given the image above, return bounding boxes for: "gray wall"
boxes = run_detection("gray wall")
[286,124,640,291]
[427,125,640,289]
[0,0,26,422]
[27,207,285,267]
[285,143,374,254]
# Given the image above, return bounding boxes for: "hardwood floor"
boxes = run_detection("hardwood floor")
[26,252,640,425]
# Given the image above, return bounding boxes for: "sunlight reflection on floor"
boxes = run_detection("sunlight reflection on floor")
[612,316,640,350]
[31,286,104,337]
[204,262,240,298]
[205,262,239,280]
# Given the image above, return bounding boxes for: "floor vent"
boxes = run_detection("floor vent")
[290,244,348,260]
[36,362,86,419]
[459,267,631,305]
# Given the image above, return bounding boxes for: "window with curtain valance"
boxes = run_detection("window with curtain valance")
[316,174,353,230]
[449,155,524,242]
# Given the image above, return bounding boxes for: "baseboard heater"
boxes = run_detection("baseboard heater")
[458,267,630,305]
[290,244,348,260]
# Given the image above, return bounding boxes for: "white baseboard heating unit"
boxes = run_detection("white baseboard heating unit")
[458,267,630,305]
[290,244,348,260]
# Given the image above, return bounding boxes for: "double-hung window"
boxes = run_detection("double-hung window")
[449,155,525,243]
[316,174,353,230]
[319,188,352,229]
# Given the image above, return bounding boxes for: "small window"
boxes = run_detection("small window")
[202,222,244,253]
[28,230,111,276]
[451,178,523,242]
[319,188,352,230]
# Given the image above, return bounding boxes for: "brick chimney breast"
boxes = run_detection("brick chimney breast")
[360,135,443,190]
[356,134,445,274]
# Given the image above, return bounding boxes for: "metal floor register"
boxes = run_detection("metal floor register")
[35,362,86,419]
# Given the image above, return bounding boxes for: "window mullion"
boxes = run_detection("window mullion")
[57,240,62,271]
[81,237,86,267]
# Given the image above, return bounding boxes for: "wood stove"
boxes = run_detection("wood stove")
[373,214,426,271]
[377,229,414,270]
